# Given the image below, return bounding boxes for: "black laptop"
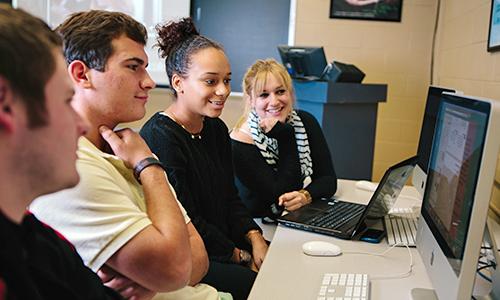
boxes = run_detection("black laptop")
[277,156,418,239]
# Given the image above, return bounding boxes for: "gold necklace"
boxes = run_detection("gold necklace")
[168,111,202,140]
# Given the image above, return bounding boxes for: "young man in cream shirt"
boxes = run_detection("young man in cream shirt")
[30,10,231,300]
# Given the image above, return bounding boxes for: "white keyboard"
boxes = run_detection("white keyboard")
[317,273,370,300]
[384,207,419,247]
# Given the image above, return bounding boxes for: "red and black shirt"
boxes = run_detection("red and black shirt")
[0,211,121,300]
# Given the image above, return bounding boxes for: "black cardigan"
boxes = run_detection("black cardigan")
[140,113,261,263]
[231,110,337,217]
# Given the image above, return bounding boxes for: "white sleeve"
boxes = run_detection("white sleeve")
[30,156,152,272]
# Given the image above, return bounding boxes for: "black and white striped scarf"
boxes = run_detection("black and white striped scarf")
[248,110,313,184]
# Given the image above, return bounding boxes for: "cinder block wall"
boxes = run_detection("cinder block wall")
[433,0,500,221]
[294,0,437,181]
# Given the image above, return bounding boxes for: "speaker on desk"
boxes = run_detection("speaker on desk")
[325,61,365,83]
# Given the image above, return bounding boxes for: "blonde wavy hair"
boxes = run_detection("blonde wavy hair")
[234,58,295,129]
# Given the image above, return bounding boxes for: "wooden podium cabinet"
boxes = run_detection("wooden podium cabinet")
[294,80,387,180]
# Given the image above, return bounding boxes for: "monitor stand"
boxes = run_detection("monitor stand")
[475,218,500,300]
[410,288,438,300]
[411,218,500,300]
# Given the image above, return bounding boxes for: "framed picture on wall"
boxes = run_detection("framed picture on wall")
[488,0,500,52]
[330,0,403,22]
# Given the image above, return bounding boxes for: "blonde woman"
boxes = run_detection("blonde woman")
[230,59,337,218]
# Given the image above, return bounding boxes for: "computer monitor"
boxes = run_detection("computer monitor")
[412,86,457,198]
[277,45,327,79]
[414,93,500,300]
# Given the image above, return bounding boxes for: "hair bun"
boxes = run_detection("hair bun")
[156,17,199,59]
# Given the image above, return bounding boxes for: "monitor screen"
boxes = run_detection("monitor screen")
[277,45,327,79]
[416,86,457,173]
[412,86,456,197]
[422,97,489,274]
[415,93,499,300]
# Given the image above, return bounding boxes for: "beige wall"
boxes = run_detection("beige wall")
[434,0,500,220]
[434,0,500,96]
[294,0,437,181]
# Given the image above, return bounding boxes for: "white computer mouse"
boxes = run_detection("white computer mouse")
[355,180,378,192]
[302,241,342,256]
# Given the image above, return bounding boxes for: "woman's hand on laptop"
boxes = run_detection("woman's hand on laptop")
[279,190,312,211]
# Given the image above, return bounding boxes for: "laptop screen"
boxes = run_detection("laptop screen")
[364,157,417,219]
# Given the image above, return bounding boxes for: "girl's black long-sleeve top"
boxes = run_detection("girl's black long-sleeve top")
[231,110,337,217]
[140,113,261,262]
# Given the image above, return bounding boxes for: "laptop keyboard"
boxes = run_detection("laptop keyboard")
[384,207,419,246]
[317,273,370,300]
[308,201,365,230]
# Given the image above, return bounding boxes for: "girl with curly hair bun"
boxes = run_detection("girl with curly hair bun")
[140,18,268,300]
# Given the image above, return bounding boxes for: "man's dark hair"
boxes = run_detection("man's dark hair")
[0,4,62,127]
[57,10,147,72]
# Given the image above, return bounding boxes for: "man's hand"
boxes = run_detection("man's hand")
[98,265,156,300]
[99,125,153,169]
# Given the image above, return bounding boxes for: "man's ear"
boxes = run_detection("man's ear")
[171,73,183,95]
[0,76,15,132]
[68,60,92,88]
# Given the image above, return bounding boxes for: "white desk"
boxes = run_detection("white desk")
[248,179,434,300]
